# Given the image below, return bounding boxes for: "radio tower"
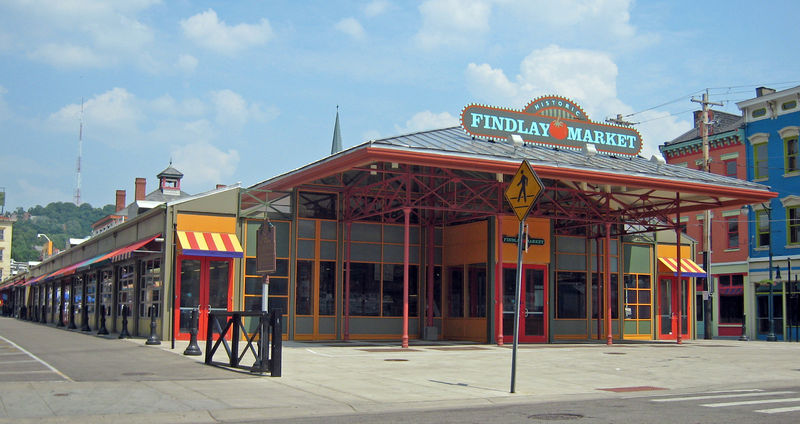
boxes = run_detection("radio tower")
[74,98,83,206]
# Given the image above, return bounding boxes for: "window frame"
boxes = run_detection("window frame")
[788,206,800,245]
[725,216,739,249]
[756,209,770,248]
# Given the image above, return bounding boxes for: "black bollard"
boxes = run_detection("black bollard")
[81,303,91,331]
[57,302,65,327]
[40,304,46,323]
[68,304,77,329]
[250,311,269,373]
[738,314,748,341]
[97,305,109,335]
[183,307,202,356]
[146,305,161,345]
[118,305,131,339]
[270,309,282,377]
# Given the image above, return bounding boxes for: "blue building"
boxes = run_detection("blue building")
[737,86,800,340]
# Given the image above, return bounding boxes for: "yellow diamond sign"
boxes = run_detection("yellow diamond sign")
[504,160,544,221]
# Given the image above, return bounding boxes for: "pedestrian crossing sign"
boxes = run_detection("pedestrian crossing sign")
[504,160,543,221]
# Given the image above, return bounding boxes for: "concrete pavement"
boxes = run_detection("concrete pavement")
[1,317,800,423]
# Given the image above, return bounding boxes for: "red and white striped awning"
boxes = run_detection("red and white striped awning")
[177,231,243,258]
[658,257,706,278]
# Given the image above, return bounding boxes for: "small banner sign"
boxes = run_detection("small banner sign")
[256,221,276,274]
[461,95,642,156]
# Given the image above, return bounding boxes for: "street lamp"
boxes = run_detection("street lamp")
[36,233,52,257]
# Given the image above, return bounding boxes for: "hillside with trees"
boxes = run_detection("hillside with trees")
[7,202,115,262]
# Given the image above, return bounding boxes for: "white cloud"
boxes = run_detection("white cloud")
[363,0,391,17]
[47,88,143,146]
[176,54,198,73]
[465,45,622,119]
[335,17,366,40]
[28,43,106,68]
[171,142,240,187]
[395,110,459,134]
[210,89,277,128]
[7,1,159,69]
[415,0,491,49]
[181,9,272,54]
[498,0,637,39]
[635,110,692,158]
[464,44,692,157]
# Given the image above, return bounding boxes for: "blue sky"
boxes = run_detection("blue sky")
[1,0,799,212]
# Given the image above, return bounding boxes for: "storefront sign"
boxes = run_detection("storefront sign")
[460,96,642,156]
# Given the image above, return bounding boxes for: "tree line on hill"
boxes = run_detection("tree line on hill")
[5,202,115,262]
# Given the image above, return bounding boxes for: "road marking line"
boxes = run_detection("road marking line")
[702,397,800,408]
[756,405,800,414]
[0,335,73,382]
[652,391,795,402]
[0,370,54,375]
[0,359,38,364]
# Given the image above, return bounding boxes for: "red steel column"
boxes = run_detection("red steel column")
[676,196,683,345]
[402,207,411,348]
[605,222,612,346]
[426,224,434,328]
[596,236,602,340]
[344,221,352,341]
[496,214,504,346]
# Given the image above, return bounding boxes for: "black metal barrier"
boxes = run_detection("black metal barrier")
[205,309,282,376]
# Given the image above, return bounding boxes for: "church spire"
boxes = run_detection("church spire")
[331,106,342,155]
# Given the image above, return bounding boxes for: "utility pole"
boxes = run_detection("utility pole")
[606,114,636,127]
[691,90,723,340]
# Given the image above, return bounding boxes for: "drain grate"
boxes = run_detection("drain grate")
[384,358,409,362]
[528,413,583,421]
[603,352,626,355]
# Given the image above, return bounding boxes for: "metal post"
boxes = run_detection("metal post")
[183,307,202,355]
[119,305,131,338]
[767,204,777,341]
[146,305,161,345]
[738,314,748,341]
[98,305,109,335]
[510,219,524,393]
[344,221,351,341]
[57,284,65,327]
[81,300,91,332]
[401,207,410,348]
[496,215,504,346]
[68,303,77,329]
[605,222,612,345]
[676,195,683,345]
[270,309,282,377]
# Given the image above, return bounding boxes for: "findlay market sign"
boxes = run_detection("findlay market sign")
[460,96,643,156]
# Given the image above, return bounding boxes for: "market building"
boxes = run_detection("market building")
[660,110,749,339]
[4,96,777,346]
[737,86,800,340]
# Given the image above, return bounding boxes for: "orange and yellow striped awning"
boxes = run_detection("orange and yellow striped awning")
[177,231,243,258]
[658,257,706,278]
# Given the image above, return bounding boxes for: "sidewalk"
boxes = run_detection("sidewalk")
[2,317,800,423]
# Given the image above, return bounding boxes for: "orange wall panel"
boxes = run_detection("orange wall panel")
[498,216,550,264]
[443,221,488,265]
[176,213,237,233]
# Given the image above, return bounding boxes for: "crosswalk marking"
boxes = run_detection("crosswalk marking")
[756,405,800,414]
[702,396,800,408]
[651,391,795,402]
[649,389,800,416]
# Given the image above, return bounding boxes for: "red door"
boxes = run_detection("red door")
[658,276,690,340]
[174,256,233,340]
[502,264,548,343]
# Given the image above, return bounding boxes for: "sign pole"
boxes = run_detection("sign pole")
[510,219,524,393]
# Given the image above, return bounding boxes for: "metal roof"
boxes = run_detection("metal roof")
[662,110,743,147]
[367,126,768,192]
